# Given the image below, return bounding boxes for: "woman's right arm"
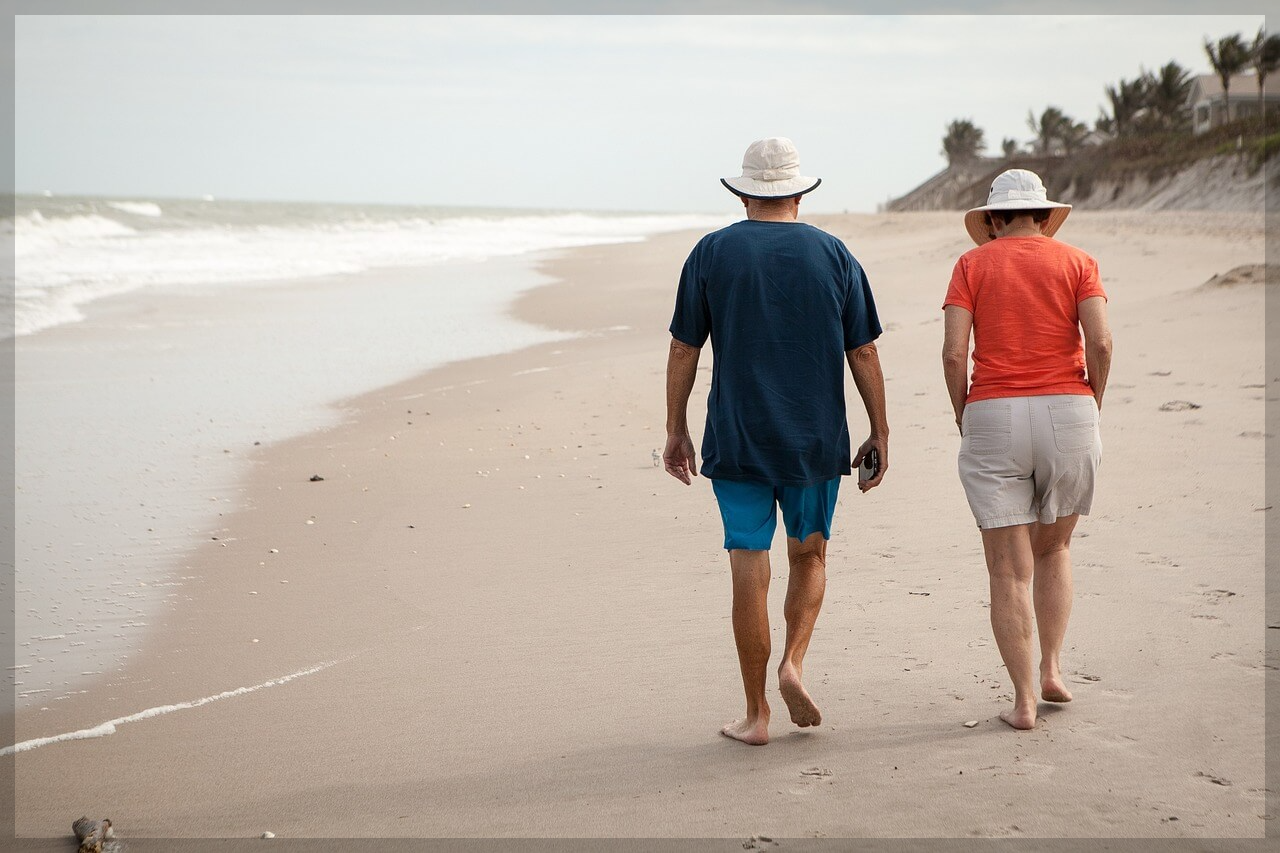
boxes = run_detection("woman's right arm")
[942,306,973,433]
[1079,296,1112,410]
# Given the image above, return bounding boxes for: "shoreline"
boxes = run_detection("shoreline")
[8,212,1268,839]
[11,253,575,708]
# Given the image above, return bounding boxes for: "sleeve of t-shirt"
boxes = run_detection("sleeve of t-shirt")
[1075,255,1107,303]
[942,256,974,312]
[842,254,882,351]
[669,243,710,348]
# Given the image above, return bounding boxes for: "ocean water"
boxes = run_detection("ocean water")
[10,195,728,715]
[9,195,722,339]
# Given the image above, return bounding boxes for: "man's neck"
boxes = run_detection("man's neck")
[743,197,800,222]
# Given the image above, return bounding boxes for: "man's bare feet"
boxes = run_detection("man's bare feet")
[720,709,770,745]
[778,664,822,727]
[1040,670,1073,703]
[999,701,1037,730]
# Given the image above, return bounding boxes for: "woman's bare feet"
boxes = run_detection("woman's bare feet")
[999,700,1037,730]
[778,663,822,727]
[721,706,770,745]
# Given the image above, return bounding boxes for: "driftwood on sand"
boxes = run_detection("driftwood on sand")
[71,817,112,853]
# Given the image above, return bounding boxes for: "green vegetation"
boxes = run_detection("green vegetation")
[1204,33,1251,122]
[1251,27,1280,124]
[938,26,1278,190]
[1059,118,1271,196]
[941,119,986,166]
[1026,107,1089,155]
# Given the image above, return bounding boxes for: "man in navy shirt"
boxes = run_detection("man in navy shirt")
[665,137,889,746]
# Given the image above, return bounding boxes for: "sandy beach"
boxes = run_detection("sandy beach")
[5,211,1269,845]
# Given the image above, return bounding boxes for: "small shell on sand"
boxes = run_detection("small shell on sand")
[963,720,979,728]
[462,503,472,508]
[261,831,275,839]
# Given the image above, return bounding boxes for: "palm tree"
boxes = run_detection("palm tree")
[1105,76,1148,136]
[1001,137,1019,159]
[1204,33,1250,125]
[1251,27,1280,130]
[1145,62,1194,132]
[1060,119,1091,155]
[1027,107,1071,154]
[941,119,986,166]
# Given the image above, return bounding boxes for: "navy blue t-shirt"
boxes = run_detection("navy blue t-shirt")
[669,220,881,488]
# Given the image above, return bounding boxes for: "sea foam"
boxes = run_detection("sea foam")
[10,199,727,339]
[1,659,342,756]
[106,200,164,217]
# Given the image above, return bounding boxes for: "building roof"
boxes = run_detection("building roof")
[1189,72,1280,100]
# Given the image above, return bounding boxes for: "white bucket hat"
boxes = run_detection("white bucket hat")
[721,137,821,199]
[964,169,1071,246]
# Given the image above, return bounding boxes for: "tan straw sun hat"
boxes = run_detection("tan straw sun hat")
[964,169,1071,246]
[721,137,822,199]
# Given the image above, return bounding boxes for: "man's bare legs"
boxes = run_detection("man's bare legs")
[722,548,771,745]
[778,533,827,727]
[981,524,1037,730]
[1031,515,1078,702]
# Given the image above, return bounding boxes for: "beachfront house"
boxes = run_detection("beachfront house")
[1188,72,1280,133]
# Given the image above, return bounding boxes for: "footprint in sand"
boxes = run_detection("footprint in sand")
[1071,720,1137,746]
[1194,771,1232,787]
[968,825,1025,837]
[1211,651,1265,672]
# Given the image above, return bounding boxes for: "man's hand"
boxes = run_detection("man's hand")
[664,433,698,485]
[853,435,888,493]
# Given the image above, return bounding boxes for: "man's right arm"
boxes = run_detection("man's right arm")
[664,337,701,485]
[1079,296,1112,410]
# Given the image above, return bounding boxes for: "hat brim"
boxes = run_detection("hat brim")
[721,176,821,199]
[963,202,1071,246]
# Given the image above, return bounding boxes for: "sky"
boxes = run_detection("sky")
[15,14,1268,214]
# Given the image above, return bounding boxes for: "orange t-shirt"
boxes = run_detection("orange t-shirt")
[943,236,1106,404]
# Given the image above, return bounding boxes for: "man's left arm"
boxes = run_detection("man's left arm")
[664,337,701,485]
[847,341,889,493]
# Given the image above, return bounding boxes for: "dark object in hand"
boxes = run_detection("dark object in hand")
[860,448,880,479]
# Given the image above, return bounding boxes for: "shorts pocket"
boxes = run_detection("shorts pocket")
[1049,400,1098,453]
[962,402,1012,456]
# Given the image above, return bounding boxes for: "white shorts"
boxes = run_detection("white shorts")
[958,394,1102,530]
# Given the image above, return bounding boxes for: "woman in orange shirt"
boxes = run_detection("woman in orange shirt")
[942,169,1113,730]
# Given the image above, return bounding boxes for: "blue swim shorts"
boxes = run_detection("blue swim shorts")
[710,478,841,551]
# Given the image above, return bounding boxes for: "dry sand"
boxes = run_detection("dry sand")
[3,211,1269,844]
